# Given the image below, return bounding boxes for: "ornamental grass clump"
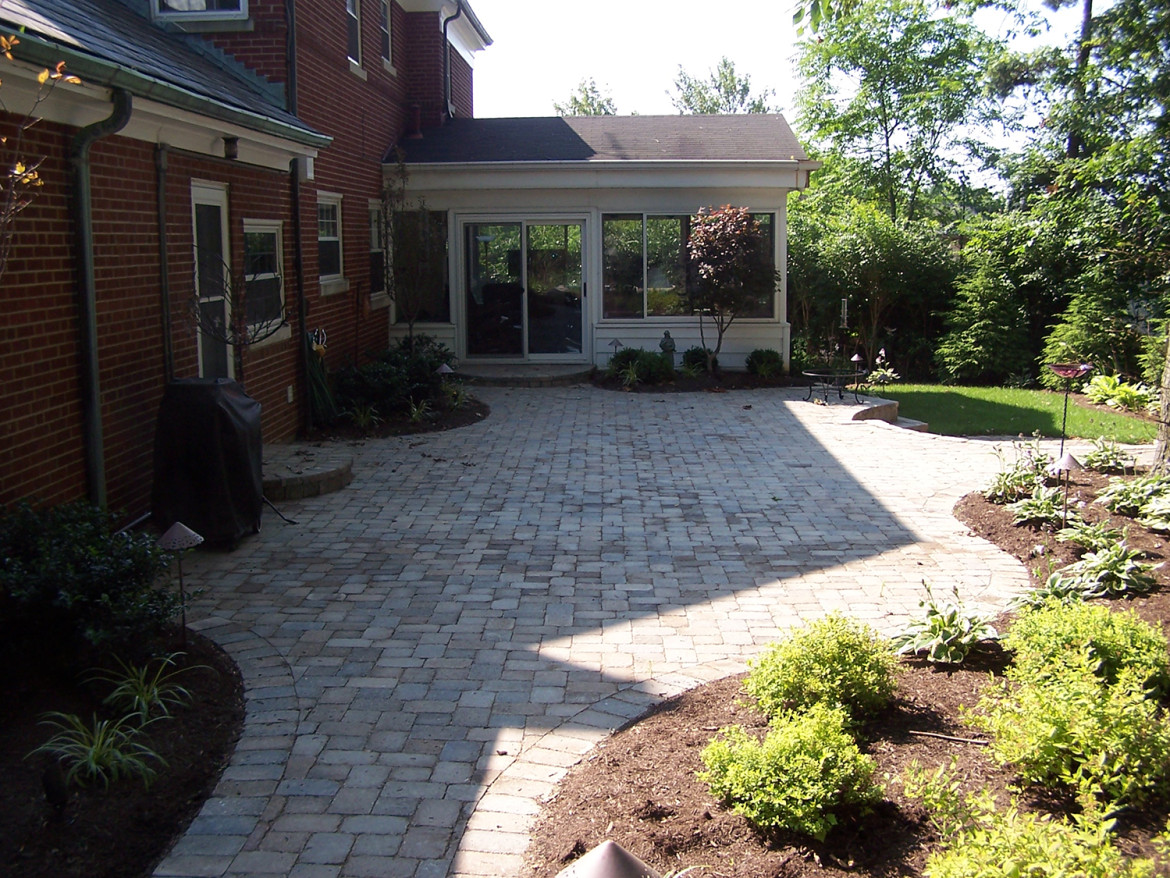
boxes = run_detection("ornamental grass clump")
[698,704,882,841]
[744,613,898,720]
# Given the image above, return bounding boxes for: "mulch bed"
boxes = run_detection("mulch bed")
[521,464,1170,878]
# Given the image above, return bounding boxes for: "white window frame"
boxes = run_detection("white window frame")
[369,201,390,311]
[379,0,396,73]
[346,0,364,73]
[318,192,348,296]
[242,219,291,348]
[191,181,233,379]
[153,0,248,22]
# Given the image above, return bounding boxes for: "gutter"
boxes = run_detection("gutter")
[12,34,329,150]
[71,87,133,509]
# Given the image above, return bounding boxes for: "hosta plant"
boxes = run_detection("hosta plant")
[1046,542,1158,599]
[891,584,998,664]
[1008,485,1079,529]
[1081,437,1136,473]
[1056,520,1125,553]
[984,438,1053,505]
[1096,474,1170,517]
[1083,374,1156,413]
[1137,495,1170,533]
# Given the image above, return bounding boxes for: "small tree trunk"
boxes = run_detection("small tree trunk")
[1152,330,1170,474]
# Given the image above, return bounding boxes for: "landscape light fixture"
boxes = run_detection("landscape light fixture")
[1047,362,1093,456]
[1047,452,1083,527]
[553,840,661,878]
[158,521,204,647]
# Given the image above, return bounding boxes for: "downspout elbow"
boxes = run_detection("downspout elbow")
[71,87,132,509]
[441,0,465,121]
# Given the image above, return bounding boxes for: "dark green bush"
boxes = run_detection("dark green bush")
[682,346,716,372]
[605,348,674,385]
[332,335,455,417]
[0,501,177,654]
[746,348,784,377]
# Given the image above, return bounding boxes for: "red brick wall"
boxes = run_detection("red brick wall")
[0,119,301,516]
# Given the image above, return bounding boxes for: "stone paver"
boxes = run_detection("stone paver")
[155,385,1083,878]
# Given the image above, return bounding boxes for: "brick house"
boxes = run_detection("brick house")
[0,0,490,517]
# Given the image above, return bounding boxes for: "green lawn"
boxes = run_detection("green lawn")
[872,384,1157,444]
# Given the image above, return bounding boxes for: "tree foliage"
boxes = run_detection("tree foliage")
[670,56,776,115]
[553,78,617,116]
[687,205,775,373]
[796,0,1004,223]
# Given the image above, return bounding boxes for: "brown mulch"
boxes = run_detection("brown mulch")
[0,632,243,878]
[521,465,1170,878]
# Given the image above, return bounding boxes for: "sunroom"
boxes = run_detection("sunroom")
[387,114,819,370]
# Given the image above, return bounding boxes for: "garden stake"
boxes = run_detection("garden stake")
[1047,362,1092,457]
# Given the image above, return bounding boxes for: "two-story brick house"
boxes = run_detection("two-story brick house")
[0,0,490,517]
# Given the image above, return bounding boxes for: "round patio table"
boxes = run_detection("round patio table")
[802,369,866,404]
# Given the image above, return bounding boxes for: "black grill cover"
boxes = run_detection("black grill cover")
[152,378,262,547]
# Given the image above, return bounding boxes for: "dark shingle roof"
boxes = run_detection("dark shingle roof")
[394,115,811,164]
[0,0,325,144]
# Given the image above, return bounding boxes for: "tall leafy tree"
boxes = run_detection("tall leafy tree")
[670,57,776,115]
[554,78,618,116]
[796,0,1004,222]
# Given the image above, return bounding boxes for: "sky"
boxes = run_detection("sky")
[467,0,804,119]
[465,0,1082,123]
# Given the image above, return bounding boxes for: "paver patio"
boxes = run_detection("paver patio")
[155,384,1033,878]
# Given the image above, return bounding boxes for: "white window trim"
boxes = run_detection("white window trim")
[153,0,248,22]
[243,219,291,348]
[346,0,363,70]
[369,200,391,311]
[318,192,349,296]
[191,181,233,379]
[379,0,396,75]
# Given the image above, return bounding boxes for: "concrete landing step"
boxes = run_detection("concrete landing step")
[896,417,930,432]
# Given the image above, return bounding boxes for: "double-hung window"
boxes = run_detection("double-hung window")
[346,0,362,65]
[369,205,387,306]
[318,194,346,294]
[379,0,392,67]
[242,220,286,342]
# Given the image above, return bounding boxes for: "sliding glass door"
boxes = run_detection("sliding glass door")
[464,220,584,359]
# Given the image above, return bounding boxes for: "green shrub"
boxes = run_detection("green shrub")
[745,348,784,378]
[905,775,1157,878]
[332,335,455,416]
[1004,600,1170,696]
[1083,374,1157,413]
[682,345,716,373]
[969,654,1170,805]
[0,502,177,653]
[1056,519,1125,553]
[606,348,675,385]
[744,613,898,719]
[29,711,165,790]
[698,704,881,841]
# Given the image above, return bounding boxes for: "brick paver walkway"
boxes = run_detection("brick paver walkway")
[155,385,1031,878]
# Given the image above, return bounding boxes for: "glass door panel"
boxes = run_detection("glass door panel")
[194,199,230,378]
[466,222,523,356]
[526,223,583,356]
